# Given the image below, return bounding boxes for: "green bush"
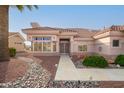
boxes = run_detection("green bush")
[82,55,108,68]
[9,48,16,57]
[115,55,124,66]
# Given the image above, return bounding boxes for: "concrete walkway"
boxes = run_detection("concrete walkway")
[55,55,124,81]
[55,55,80,80]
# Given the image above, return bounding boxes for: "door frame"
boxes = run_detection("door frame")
[59,39,70,54]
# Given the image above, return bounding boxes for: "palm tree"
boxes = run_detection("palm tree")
[0,5,38,61]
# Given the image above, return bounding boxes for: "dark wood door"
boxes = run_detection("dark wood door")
[60,41,70,53]
[65,43,70,53]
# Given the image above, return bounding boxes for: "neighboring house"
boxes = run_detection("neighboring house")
[9,32,25,52]
[22,23,124,56]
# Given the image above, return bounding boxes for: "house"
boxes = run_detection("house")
[22,23,124,56]
[9,32,25,52]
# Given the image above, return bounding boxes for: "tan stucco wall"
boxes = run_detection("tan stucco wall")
[95,37,111,55]
[9,35,25,52]
[26,30,124,56]
[94,31,124,55]
[109,37,124,55]
[71,40,95,53]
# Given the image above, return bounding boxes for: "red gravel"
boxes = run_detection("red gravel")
[34,56,60,80]
[98,81,124,88]
[0,58,28,83]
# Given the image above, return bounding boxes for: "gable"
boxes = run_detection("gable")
[9,32,25,41]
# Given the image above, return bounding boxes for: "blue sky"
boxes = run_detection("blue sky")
[9,5,124,32]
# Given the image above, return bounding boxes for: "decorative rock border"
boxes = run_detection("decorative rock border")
[0,57,51,88]
[46,80,99,88]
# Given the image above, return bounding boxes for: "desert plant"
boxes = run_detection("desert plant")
[115,55,124,66]
[82,55,108,68]
[9,48,16,57]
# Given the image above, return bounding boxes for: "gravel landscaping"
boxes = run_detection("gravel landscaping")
[47,80,99,88]
[34,56,60,80]
[46,81,124,88]
[0,58,28,83]
[1,54,124,88]
[0,57,51,88]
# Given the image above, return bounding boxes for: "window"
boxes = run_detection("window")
[43,42,51,51]
[34,42,42,51]
[33,36,52,52]
[34,42,38,51]
[33,37,38,40]
[33,37,51,41]
[38,42,42,51]
[78,45,87,51]
[43,37,51,40]
[53,42,56,52]
[113,40,119,47]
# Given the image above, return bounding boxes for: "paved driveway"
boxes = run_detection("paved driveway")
[55,55,124,81]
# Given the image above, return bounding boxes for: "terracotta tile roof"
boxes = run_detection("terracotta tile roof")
[94,25,124,36]
[93,28,110,36]
[69,28,98,38]
[22,22,124,37]
[22,27,98,37]
[23,25,124,37]
[23,27,77,32]
[110,25,124,31]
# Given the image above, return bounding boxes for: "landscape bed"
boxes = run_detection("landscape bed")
[1,53,124,88]
[0,58,28,83]
[71,55,124,69]
[34,56,60,80]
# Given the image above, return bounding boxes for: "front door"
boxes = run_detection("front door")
[60,39,70,54]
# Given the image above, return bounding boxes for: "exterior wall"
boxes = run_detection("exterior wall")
[109,31,124,55]
[9,35,25,52]
[71,40,95,54]
[94,31,124,55]
[95,37,111,55]
[25,30,124,56]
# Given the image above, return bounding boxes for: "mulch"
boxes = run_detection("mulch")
[0,58,28,83]
[34,56,60,80]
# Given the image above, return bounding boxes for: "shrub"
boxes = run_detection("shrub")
[82,55,108,68]
[115,55,124,66]
[9,48,16,57]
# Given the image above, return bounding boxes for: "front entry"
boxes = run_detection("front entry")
[59,39,70,54]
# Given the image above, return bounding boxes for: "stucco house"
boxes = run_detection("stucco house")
[9,32,25,52]
[22,23,124,56]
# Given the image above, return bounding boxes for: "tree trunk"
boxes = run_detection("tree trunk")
[0,5,10,61]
